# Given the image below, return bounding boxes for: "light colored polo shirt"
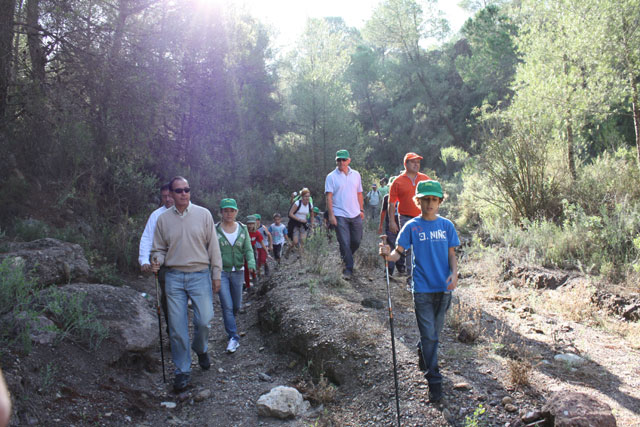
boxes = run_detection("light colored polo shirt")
[325,167,363,218]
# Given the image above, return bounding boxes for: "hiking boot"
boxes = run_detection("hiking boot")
[428,382,443,403]
[342,269,353,280]
[197,351,211,370]
[396,266,406,275]
[173,373,190,393]
[226,338,240,353]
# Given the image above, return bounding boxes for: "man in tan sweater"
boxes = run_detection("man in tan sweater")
[151,176,222,392]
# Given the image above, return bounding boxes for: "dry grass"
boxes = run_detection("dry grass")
[296,373,337,405]
[507,359,532,387]
[540,280,597,323]
[447,297,484,343]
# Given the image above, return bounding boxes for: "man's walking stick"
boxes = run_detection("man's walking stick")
[380,235,401,427]
[154,265,167,383]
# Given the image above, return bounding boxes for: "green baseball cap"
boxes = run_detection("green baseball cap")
[220,198,238,210]
[335,149,350,160]
[246,215,257,224]
[254,213,261,220]
[313,207,320,213]
[415,180,443,199]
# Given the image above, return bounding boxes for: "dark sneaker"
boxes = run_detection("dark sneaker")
[396,266,406,275]
[173,373,190,392]
[197,352,211,370]
[428,383,443,403]
[342,269,353,280]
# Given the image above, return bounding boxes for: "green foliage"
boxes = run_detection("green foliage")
[12,218,49,242]
[464,404,486,427]
[304,231,331,274]
[43,288,109,351]
[0,260,107,351]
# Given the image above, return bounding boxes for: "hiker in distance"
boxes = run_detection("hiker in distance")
[388,152,430,285]
[151,176,223,392]
[287,187,314,256]
[365,183,381,220]
[139,183,174,333]
[216,198,255,354]
[379,180,459,403]
[325,149,364,279]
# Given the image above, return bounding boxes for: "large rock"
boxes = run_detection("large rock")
[256,386,310,419]
[541,391,616,426]
[0,238,90,285]
[46,283,157,361]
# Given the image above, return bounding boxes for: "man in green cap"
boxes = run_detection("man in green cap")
[379,180,460,403]
[325,149,364,279]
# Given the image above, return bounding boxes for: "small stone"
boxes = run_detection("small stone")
[239,331,246,337]
[218,367,225,373]
[442,408,451,419]
[453,382,471,390]
[176,391,190,402]
[259,346,265,352]
[124,415,132,422]
[258,373,272,382]
[502,396,513,406]
[505,404,517,412]
[194,389,211,402]
[554,353,586,366]
[161,401,177,409]
[522,410,542,423]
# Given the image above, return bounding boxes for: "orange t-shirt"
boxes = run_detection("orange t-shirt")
[388,172,430,217]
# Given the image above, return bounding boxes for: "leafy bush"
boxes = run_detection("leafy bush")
[0,260,107,352]
[43,288,108,351]
[12,218,49,242]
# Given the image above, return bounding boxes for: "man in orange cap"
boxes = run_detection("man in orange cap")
[388,152,430,282]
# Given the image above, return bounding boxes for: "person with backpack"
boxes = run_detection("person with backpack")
[216,198,255,354]
[366,183,381,220]
[287,188,314,256]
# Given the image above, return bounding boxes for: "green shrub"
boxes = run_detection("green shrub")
[0,258,40,316]
[13,218,49,242]
[304,230,330,274]
[43,288,108,351]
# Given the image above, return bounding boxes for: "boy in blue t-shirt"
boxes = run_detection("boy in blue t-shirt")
[268,213,288,264]
[379,180,459,404]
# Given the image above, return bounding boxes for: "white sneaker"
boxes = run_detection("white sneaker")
[226,338,240,353]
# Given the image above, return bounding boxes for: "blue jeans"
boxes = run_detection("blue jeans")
[218,270,244,340]
[335,215,363,272]
[414,291,452,385]
[165,268,214,375]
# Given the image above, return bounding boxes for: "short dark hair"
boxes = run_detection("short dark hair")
[160,183,171,192]
[169,176,188,191]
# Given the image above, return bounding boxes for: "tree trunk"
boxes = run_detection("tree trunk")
[631,76,640,171]
[25,0,45,85]
[0,0,16,121]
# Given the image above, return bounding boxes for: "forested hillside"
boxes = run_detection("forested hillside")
[1,0,639,285]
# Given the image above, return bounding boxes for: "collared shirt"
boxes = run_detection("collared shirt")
[389,172,430,217]
[325,166,363,218]
[138,205,169,266]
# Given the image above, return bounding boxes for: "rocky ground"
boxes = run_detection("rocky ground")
[2,234,640,426]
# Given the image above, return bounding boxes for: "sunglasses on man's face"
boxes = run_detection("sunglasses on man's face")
[336,158,348,162]
[172,188,191,194]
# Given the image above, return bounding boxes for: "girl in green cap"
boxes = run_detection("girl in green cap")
[216,198,255,353]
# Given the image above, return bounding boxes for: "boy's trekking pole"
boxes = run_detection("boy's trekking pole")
[153,259,166,383]
[380,235,401,427]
